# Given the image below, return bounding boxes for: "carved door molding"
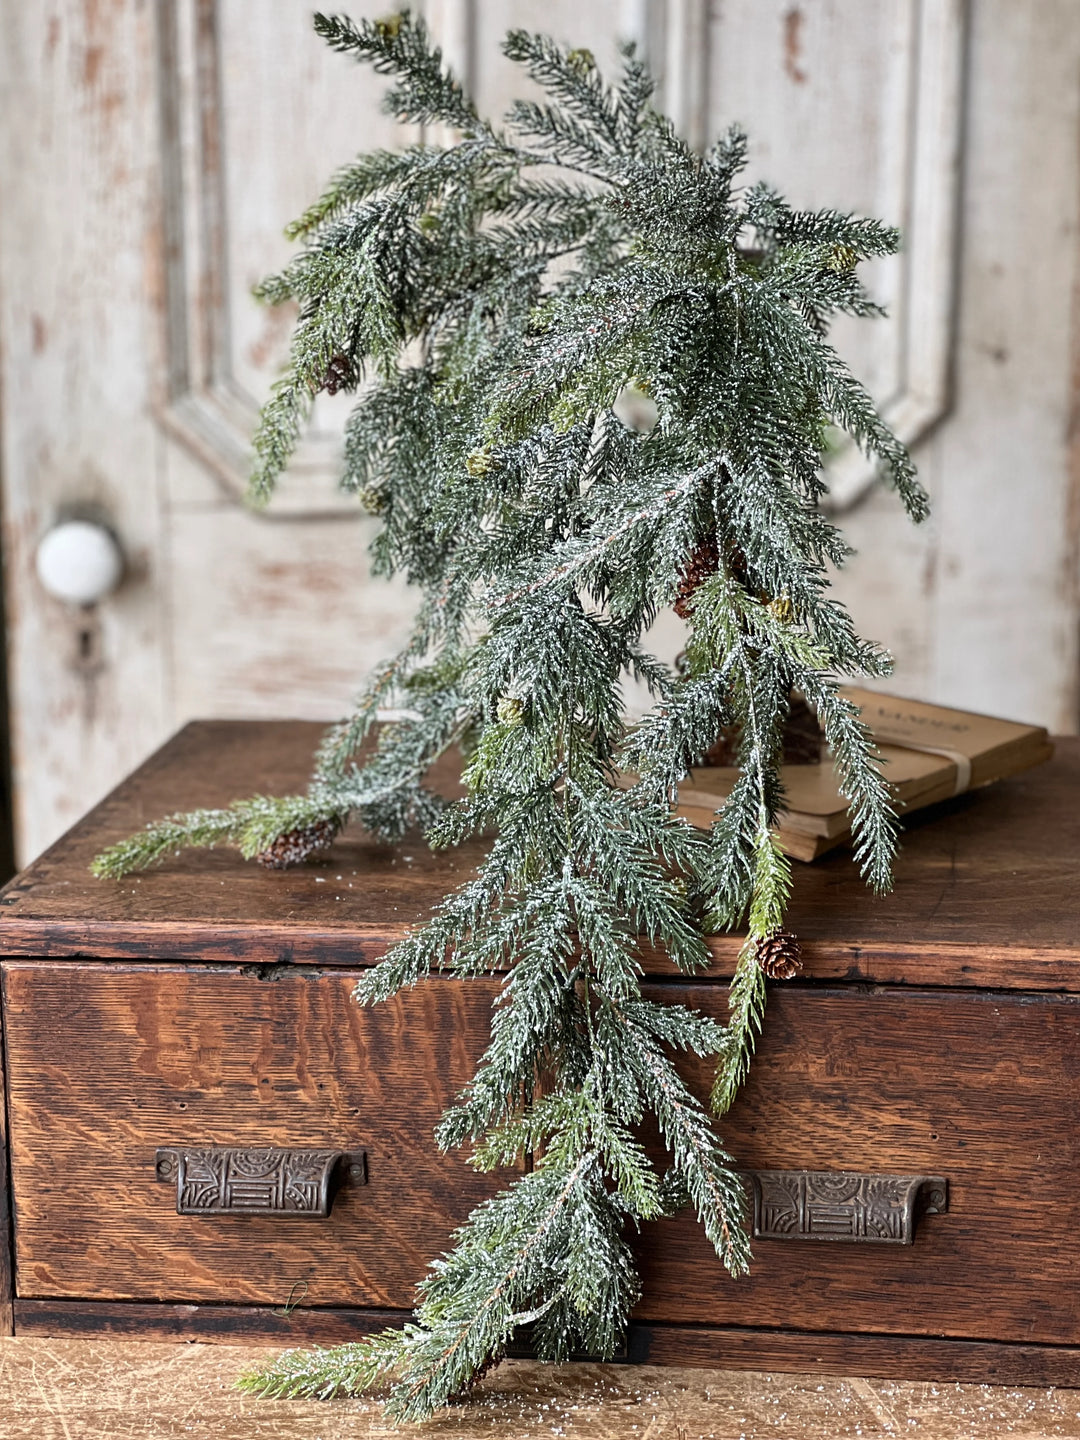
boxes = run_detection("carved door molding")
[154,0,965,516]
[155,0,362,516]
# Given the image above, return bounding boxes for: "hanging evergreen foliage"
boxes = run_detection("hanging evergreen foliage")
[93,9,926,1421]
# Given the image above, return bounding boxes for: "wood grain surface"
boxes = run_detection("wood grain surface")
[1,963,510,1308]
[7,960,1080,1350]
[12,1299,408,1345]
[635,1325,1080,1389]
[634,983,1080,1345]
[13,1303,1080,1390]
[0,1025,12,1336]
[1,721,1079,989]
[2,1337,1080,1440]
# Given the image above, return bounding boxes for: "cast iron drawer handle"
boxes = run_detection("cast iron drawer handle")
[155,1146,367,1218]
[748,1169,947,1245]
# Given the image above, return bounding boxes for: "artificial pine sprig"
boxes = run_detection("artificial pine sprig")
[95,11,926,1419]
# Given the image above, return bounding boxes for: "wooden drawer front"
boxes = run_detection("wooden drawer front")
[1,963,504,1309]
[7,963,1080,1345]
[637,984,1080,1346]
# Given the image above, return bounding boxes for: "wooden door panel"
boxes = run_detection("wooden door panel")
[168,508,415,721]
[0,2,170,864]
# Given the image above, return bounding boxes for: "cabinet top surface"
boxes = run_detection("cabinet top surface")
[0,721,1077,989]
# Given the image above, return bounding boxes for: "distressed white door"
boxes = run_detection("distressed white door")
[2,0,1078,863]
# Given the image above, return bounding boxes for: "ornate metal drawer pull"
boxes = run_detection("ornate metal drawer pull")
[155,1146,366,1218]
[749,1170,947,1245]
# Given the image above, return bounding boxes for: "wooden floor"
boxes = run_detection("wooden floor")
[1,1340,1079,1439]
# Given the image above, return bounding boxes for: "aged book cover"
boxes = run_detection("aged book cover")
[674,689,1054,862]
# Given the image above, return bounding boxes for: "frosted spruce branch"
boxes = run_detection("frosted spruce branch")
[98,11,924,1419]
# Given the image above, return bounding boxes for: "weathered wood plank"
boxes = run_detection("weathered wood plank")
[633,1324,1080,1389]
[0,1,171,865]
[635,984,1080,1346]
[13,1299,406,1345]
[923,0,1080,732]
[166,509,416,724]
[15,1303,1080,1391]
[0,997,12,1336]
[4,0,1080,870]
[8,1335,1080,1440]
[1,723,1078,990]
[1,963,510,1309]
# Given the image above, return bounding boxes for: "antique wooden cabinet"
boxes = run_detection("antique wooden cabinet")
[1,721,1079,1386]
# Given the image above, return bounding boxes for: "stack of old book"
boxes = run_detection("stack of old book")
[675,688,1054,861]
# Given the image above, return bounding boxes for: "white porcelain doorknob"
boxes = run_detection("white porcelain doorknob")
[35,520,124,605]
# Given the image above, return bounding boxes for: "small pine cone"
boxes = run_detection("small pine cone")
[755,929,803,980]
[767,593,796,624]
[702,723,741,766]
[674,533,720,619]
[566,47,596,75]
[357,483,389,516]
[448,1354,500,1404]
[783,693,823,765]
[466,446,496,478]
[320,354,354,396]
[827,242,859,273]
[256,818,339,870]
[496,694,526,726]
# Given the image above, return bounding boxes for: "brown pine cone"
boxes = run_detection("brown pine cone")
[448,1354,500,1404]
[256,818,339,870]
[674,533,720,618]
[755,929,803,980]
[695,694,822,769]
[320,354,354,395]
